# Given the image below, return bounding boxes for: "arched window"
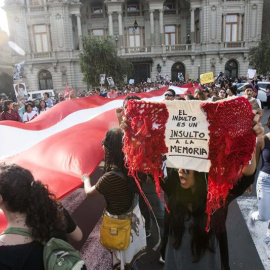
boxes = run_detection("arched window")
[225,59,238,78]
[38,70,53,90]
[171,62,185,82]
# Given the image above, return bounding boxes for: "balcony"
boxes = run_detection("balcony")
[117,41,257,56]
[223,42,245,48]
[123,46,152,54]
[165,44,192,52]
[33,52,52,59]
[28,5,46,12]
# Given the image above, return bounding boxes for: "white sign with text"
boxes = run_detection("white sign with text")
[165,100,211,172]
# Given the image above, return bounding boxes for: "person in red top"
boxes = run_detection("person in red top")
[0,100,22,122]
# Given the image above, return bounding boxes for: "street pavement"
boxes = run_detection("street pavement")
[61,108,270,270]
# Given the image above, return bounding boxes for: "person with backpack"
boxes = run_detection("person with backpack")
[0,164,86,270]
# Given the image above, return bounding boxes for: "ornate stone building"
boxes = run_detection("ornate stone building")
[4,0,264,92]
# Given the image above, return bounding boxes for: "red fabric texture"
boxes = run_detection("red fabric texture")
[201,97,256,231]
[123,100,169,210]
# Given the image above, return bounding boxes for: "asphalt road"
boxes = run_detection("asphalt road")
[61,108,270,270]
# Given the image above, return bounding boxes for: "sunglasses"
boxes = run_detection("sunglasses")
[165,94,173,97]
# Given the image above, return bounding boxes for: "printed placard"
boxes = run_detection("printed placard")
[200,72,214,85]
[165,100,210,172]
[248,69,256,79]
[107,77,114,86]
[100,74,106,85]
[13,83,28,99]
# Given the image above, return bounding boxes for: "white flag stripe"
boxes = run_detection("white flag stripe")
[0,95,165,160]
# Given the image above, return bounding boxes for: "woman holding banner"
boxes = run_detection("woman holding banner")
[161,113,263,270]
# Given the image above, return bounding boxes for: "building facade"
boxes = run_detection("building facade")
[4,0,264,92]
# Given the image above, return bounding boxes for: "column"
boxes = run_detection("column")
[76,14,83,50]
[150,10,154,45]
[223,14,226,42]
[108,12,113,36]
[118,12,123,46]
[159,9,164,45]
[27,25,33,53]
[48,24,53,52]
[190,8,195,43]
[238,14,242,41]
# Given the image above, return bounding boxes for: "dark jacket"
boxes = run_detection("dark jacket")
[161,169,255,270]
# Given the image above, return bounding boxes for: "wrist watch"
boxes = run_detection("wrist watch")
[81,174,90,183]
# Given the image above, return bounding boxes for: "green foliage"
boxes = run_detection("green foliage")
[79,35,133,87]
[249,35,270,75]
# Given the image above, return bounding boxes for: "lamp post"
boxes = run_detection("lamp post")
[187,34,191,44]
[133,19,138,33]
[198,65,201,81]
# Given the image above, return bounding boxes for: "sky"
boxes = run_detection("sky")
[0,0,9,35]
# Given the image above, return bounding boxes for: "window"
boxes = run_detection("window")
[128,27,141,48]
[38,70,53,90]
[165,26,177,46]
[127,1,140,12]
[164,0,176,10]
[92,6,103,14]
[195,20,200,43]
[34,25,49,53]
[225,15,238,42]
[91,29,105,37]
[225,60,238,78]
[29,0,44,5]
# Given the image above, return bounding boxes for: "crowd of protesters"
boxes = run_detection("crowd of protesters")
[1,74,269,124]
[0,73,269,270]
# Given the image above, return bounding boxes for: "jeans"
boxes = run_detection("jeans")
[256,171,270,221]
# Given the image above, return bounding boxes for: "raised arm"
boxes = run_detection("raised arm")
[81,174,100,196]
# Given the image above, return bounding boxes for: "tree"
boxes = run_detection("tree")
[79,35,133,87]
[249,35,270,75]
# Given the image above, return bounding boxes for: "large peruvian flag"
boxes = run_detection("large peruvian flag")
[0,86,184,231]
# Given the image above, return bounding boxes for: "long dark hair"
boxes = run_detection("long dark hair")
[103,128,125,174]
[0,164,66,242]
[168,171,217,262]
[3,100,12,112]
[38,99,47,113]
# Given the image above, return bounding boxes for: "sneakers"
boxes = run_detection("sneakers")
[247,212,256,233]
[264,242,270,259]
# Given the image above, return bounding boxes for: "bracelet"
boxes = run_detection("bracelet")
[81,174,90,183]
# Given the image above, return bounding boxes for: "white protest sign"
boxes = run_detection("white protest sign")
[164,100,210,172]
[248,69,256,79]
[107,77,114,86]
[100,74,106,85]
[13,83,28,99]
[129,79,135,84]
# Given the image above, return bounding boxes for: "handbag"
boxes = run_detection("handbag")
[100,213,131,251]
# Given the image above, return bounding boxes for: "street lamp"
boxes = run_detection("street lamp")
[187,34,191,44]
[133,19,138,33]
[157,64,162,73]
